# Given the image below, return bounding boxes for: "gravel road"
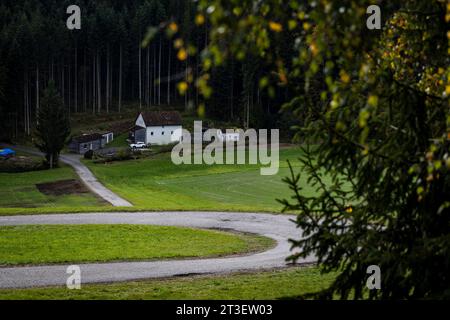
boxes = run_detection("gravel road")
[0,211,314,289]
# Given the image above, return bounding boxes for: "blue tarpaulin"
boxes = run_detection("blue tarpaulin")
[0,148,16,158]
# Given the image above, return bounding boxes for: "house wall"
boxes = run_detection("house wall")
[134,128,146,143]
[77,139,103,154]
[145,125,182,145]
[102,133,114,144]
[217,130,240,142]
[68,142,79,153]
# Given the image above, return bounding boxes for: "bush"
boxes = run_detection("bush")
[0,156,46,173]
[84,150,94,160]
[93,148,133,163]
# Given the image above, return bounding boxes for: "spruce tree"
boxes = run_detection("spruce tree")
[35,81,71,169]
[189,0,450,299]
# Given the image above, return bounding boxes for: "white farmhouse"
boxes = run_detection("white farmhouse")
[216,130,240,142]
[131,111,183,146]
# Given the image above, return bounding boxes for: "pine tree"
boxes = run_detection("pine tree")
[35,81,71,169]
[188,0,450,299]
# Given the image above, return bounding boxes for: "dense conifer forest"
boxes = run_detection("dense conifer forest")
[0,0,289,140]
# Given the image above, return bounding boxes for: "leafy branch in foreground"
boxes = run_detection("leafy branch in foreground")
[174,0,450,299]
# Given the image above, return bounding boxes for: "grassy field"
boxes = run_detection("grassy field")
[0,266,336,300]
[0,146,337,214]
[0,165,108,209]
[84,147,329,212]
[0,224,273,266]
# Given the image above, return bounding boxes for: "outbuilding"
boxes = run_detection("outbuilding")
[131,111,183,146]
[69,133,104,154]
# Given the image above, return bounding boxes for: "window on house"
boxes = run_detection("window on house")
[83,144,88,149]
[162,132,165,135]
[151,132,154,136]
[171,131,174,135]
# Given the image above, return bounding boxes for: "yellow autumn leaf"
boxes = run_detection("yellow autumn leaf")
[340,71,350,84]
[177,48,188,61]
[195,14,205,26]
[168,22,178,33]
[198,103,206,118]
[310,42,318,56]
[174,38,184,49]
[368,95,379,107]
[288,20,297,30]
[177,82,188,95]
[269,21,283,32]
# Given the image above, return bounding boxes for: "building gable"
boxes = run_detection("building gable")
[135,114,146,128]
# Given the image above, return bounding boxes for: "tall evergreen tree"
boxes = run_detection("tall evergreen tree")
[35,81,71,169]
[191,0,450,299]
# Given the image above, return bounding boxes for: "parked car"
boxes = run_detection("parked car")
[129,142,146,149]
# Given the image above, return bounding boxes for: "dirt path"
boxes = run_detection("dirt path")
[2,145,133,207]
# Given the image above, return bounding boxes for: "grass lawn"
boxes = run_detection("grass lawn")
[0,224,273,266]
[0,266,337,300]
[105,133,129,148]
[0,165,108,209]
[84,147,333,212]
[0,146,343,215]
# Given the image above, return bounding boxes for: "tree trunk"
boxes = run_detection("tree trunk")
[97,50,101,113]
[68,55,71,115]
[147,45,150,107]
[83,49,87,112]
[158,37,162,105]
[119,44,123,112]
[92,52,96,114]
[106,44,110,113]
[74,46,78,113]
[153,45,157,105]
[230,60,234,119]
[110,47,113,112]
[23,71,27,134]
[247,94,250,129]
[61,58,65,107]
[167,44,171,105]
[185,61,188,111]
[36,65,39,124]
[51,59,54,81]
[138,38,142,109]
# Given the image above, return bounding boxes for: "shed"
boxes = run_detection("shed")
[68,133,105,154]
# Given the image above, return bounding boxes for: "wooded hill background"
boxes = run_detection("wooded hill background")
[0,0,292,140]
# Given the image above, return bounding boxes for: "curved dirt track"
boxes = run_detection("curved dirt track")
[0,211,315,289]
[1,144,133,207]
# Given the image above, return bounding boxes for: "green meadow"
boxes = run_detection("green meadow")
[0,224,273,266]
[84,147,328,212]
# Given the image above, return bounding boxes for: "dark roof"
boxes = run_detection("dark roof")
[72,133,103,144]
[140,111,182,126]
